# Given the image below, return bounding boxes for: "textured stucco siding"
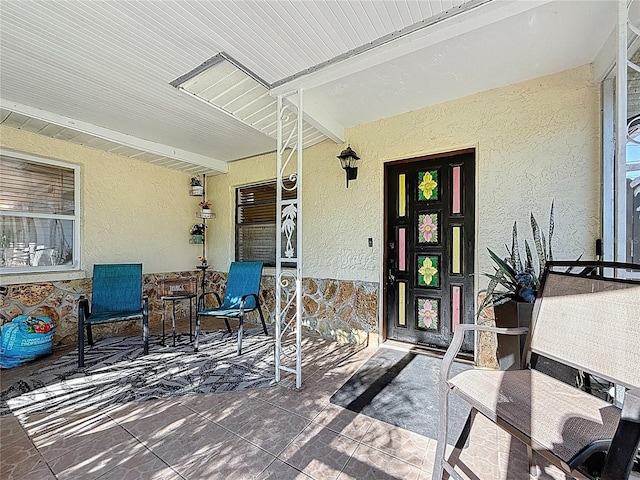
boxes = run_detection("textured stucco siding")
[0,65,601,354]
[209,65,601,291]
[0,126,201,284]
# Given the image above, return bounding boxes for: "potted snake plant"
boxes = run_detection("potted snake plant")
[478,203,559,369]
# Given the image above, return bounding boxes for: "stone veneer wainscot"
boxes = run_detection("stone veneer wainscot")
[0,271,379,347]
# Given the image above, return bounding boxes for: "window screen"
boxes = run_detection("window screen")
[0,152,79,272]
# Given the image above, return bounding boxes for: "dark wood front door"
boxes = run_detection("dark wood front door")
[384,150,475,352]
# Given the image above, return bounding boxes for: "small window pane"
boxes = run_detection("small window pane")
[398,282,406,327]
[451,285,461,330]
[398,174,406,217]
[398,227,406,271]
[418,213,439,244]
[417,297,439,330]
[452,226,461,274]
[417,255,439,287]
[1,217,74,267]
[236,179,294,266]
[452,165,461,214]
[418,169,439,201]
[1,152,78,273]
[0,155,75,215]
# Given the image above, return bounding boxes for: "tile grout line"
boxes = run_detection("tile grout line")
[105,410,187,480]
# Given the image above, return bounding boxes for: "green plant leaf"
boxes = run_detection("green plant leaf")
[484,273,517,292]
[487,248,518,280]
[531,213,546,277]
[510,222,522,273]
[481,201,558,314]
[548,201,555,262]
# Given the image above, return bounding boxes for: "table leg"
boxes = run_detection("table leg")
[161,300,166,346]
[189,297,193,342]
[172,300,177,347]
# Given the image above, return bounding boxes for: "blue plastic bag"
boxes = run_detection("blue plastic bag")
[0,315,54,368]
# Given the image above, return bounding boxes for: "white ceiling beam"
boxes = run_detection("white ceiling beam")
[1,100,229,174]
[270,0,553,97]
[281,94,344,143]
[592,25,618,83]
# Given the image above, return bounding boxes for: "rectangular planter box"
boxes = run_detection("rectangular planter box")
[494,301,534,370]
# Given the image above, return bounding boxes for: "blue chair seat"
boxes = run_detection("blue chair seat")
[198,308,244,318]
[85,311,144,323]
[195,261,268,355]
[78,263,148,367]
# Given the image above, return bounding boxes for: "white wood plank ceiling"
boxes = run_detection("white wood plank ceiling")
[0,1,621,175]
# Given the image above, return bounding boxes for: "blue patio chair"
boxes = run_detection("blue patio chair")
[194,261,268,355]
[78,263,149,367]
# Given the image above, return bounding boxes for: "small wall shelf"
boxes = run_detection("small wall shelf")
[189,175,210,279]
[196,211,216,220]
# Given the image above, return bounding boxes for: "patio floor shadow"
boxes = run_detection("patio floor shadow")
[1,323,576,479]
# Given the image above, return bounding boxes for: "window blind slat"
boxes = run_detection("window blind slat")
[1,153,77,270]
[236,179,297,266]
[0,155,75,215]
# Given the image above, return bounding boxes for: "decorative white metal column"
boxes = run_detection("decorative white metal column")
[275,90,303,389]
[613,0,639,406]
[616,0,630,264]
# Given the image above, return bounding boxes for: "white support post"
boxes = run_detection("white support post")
[613,0,639,407]
[275,90,303,389]
[616,0,629,263]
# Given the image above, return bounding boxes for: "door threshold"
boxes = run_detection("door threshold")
[381,339,474,364]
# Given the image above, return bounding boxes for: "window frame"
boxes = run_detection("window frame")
[0,150,81,274]
[235,179,278,267]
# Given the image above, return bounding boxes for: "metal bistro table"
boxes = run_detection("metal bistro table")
[159,278,197,347]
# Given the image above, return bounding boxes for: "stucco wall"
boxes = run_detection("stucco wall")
[208,65,601,290]
[0,126,202,284]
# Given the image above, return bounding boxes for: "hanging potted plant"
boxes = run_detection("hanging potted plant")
[199,200,213,219]
[190,176,204,196]
[190,223,205,244]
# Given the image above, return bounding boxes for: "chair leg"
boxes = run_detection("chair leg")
[194,314,201,352]
[258,306,268,335]
[455,408,476,450]
[433,385,451,480]
[142,311,149,355]
[237,315,243,356]
[86,324,93,346]
[78,313,85,368]
[224,318,232,334]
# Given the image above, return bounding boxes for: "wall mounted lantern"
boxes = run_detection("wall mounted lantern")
[337,145,360,188]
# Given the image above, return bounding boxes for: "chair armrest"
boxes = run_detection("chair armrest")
[439,324,529,386]
[78,295,91,319]
[621,387,640,423]
[602,387,640,480]
[239,293,259,313]
[197,291,222,310]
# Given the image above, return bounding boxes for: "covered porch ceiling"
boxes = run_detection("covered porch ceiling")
[0,1,622,176]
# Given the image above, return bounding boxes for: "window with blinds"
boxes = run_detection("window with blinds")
[0,151,79,273]
[236,180,295,266]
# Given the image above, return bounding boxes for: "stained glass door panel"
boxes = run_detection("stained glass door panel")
[384,151,475,351]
